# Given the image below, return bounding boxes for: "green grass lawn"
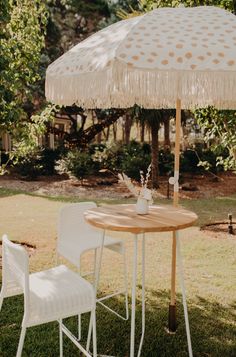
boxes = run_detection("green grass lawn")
[1,187,235,226]
[0,190,236,356]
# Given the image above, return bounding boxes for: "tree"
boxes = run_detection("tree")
[137,109,174,188]
[123,111,134,145]
[118,0,235,16]
[0,0,48,155]
[47,107,126,149]
[195,107,236,170]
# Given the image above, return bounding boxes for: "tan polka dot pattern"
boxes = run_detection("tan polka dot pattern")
[46,6,236,109]
[47,6,236,77]
[115,6,236,71]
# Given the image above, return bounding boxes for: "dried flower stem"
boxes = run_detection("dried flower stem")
[118,164,152,201]
[144,164,152,188]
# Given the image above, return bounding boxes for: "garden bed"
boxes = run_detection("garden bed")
[0,171,235,200]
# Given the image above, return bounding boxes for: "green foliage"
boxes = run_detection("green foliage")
[137,0,235,12]
[118,1,235,20]
[40,148,63,175]
[0,0,10,24]
[55,141,151,180]
[0,0,51,172]
[70,0,110,16]
[180,144,229,174]
[12,105,57,160]
[0,0,48,129]
[119,141,151,180]
[14,147,62,179]
[159,149,174,175]
[195,107,236,171]
[14,152,43,179]
[53,141,229,181]
[89,142,124,172]
[57,150,96,179]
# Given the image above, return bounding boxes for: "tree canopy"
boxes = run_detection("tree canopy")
[0,0,48,158]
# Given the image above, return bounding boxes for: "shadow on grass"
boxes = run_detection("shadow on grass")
[0,289,236,357]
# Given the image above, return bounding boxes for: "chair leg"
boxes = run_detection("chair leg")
[176,231,193,357]
[16,326,26,357]
[93,248,98,285]
[78,314,81,340]
[122,244,129,320]
[92,310,97,357]
[86,313,92,352]
[96,243,129,321]
[59,318,63,357]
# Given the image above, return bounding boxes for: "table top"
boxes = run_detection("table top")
[84,204,198,234]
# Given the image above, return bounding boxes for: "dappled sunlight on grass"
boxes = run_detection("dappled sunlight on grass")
[1,291,235,356]
[0,193,236,355]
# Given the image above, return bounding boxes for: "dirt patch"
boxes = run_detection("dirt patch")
[0,171,235,200]
[201,222,236,239]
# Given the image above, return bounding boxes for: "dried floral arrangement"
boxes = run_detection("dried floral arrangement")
[118,164,153,203]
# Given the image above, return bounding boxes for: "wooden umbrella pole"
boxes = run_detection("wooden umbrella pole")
[173,98,181,207]
[169,98,181,332]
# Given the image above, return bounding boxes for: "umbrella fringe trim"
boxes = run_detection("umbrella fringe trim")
[46,63,236,109]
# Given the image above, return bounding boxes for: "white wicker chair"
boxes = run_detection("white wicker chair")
[0,235,97,357]
[57,202,129,324]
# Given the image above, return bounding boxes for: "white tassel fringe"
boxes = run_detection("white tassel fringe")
[45,60,236,109]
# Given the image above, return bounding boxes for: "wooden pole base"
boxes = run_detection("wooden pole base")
[168,303,177,332]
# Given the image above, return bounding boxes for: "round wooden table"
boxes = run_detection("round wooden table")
[84,203,197,234]
[84,204,197,357]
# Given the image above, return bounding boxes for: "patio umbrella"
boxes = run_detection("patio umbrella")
[45,6,236,331]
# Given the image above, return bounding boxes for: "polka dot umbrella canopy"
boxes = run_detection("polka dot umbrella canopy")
[46,6,236,110]
[46,5,236,336]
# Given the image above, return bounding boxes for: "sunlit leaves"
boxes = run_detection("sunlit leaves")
[117,0,235,19]
[0,0,48,156]
[195,107,236,170]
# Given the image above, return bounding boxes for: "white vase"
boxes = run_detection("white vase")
[135,197,149,215]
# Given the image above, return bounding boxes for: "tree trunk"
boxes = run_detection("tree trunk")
[181,123,188,151]
[96,117,102,143]
[148,128,151,144]
[140,121,145,143]
[164,117,171,149]
[113,122,117,142]
[151,125,159,189]
[105,126,110,141]
[124,114,132,145]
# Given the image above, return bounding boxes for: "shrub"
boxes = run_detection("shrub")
[13,147,64,179]
[159,149,174,176]
[180,145,229,174]
[0,151,10,165]
[40,148,62,176]
[56,150,96,179]
[180,149,200,174]
[14,152,43,179]
[120,141,151,180]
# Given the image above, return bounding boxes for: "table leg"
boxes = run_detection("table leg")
[137,234,145,357]
[176,231,193,357]
[130,235,138,357]
[169,231,177,332]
